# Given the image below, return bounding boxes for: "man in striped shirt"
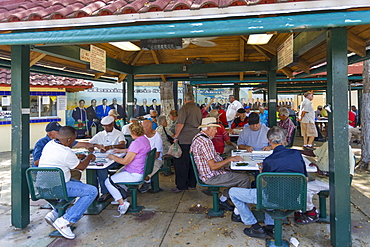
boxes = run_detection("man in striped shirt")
[190,117,250,212]
[278,107,296,145]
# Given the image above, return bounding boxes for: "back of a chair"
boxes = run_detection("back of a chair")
[256,172,307,211]
[125,135,134,148]
[26,167,69,201]
[285,127,296,148]
[143,148,157,178]
[189,153,204,185]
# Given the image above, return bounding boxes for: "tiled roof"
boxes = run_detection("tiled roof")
[0,0,308,22]
[0,69,93,89]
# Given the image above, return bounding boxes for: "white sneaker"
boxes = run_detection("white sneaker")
[118,201,130,215]
[52,217,75,239]
[110,201,119,205]
[45,210,58,226]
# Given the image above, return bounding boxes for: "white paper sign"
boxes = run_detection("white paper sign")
[57,96,67,110]
[80,49,90,62]
[42,96,50,105]
[90,45,106,73]
[2,96,10,106]
[277,34,293,70]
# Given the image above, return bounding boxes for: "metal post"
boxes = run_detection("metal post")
[268,70,277,127]
[173,81,178,111]
[326,27,351,246]
[11,45,30,229]
[358,89,362,126]
[126,74,134,118]
[122,82,127,123]
[234,86,240,101]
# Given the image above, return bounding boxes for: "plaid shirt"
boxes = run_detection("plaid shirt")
[190,132,227,182]
[278,118,295,144]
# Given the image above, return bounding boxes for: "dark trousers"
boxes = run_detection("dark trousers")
[174,144,196,190]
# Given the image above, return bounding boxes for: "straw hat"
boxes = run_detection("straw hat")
[108,109,119,117]
[198,117,220,128]
[207,109,221,118]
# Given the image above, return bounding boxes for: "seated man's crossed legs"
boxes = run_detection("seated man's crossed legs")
[205,172,250,212]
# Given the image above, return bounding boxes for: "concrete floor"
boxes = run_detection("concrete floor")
[0,138,369,247]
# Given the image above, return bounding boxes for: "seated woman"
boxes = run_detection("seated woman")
[104,122,151,215]
[231,108,248,129]
[156,115,174,154]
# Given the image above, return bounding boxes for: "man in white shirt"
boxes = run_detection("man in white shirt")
[39,126,97,240]
[226,95,243,128]
[138,120,164,193]
[298,91,317,150]
[89,116,126,201]
[121,117,138,135]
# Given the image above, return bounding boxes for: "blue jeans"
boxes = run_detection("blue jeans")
[62,179,98,223]
[229,187,273,226]
[97,162,119,194]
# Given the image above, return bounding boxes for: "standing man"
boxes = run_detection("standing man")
[89,116,126,201]
[96,98,111,120]
[133,98,140,118]
[86,99,99,136]
[172,93,202,192]
[109,98,126,121]
[298,91,317,150]
[226,95,243,128]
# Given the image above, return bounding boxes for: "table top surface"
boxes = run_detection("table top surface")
[73,149,125,170]
[230,149,317,172]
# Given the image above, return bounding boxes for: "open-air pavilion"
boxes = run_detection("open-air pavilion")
[1,0,370,245]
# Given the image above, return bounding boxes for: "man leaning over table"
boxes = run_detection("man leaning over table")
[229,126,308,239]
[190,117,250,212]
[89,116,126,202]
[39,126,97,240]
[32,121,102,180]
[237,112,271,152]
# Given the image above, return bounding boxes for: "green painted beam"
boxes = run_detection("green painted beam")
[132,61,270,75]
[34,46,132,74]
[268,70,277,127]
[0,59,116,83]
[294,31,326,56]
[1,10,370,45]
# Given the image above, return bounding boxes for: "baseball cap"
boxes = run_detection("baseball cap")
[45,122,62,132]
[244,106,251,109]
[101,116,115,125]
[248,112,260,125]
[237,108,246,113]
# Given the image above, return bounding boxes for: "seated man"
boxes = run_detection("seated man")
[277,107,296,145]
[229,126,308,238]
[296,142,355,224]
[190,117,250,211]
[231,108,248,129]
[89,116,126,201]
[39,126,97,239]
[138,120,164,193]
[148,110,158,130]
[122,117,138,135]
[237,112,271,152]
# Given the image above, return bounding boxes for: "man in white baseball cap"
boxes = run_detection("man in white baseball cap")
[89,116,126,201]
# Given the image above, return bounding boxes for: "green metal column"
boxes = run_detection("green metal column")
[326,27,351,247]
[126,74,134,118]
[268,70,277,127]
[11,45,30,229]
[173,81,178,111]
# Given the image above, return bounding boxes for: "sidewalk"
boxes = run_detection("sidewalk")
[0,140,369,247]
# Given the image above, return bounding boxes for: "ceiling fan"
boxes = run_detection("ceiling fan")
[182,37,217,48]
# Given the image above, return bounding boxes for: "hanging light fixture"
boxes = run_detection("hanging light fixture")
[247,34,273,45]
[110,42,141,51]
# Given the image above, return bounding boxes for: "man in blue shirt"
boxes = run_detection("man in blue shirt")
[229,126,307,239]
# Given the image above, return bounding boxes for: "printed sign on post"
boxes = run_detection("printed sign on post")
[277,34,293,70]
[90,45,106,73]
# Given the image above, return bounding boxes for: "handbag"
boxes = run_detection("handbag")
[108,177,128,199]
[167,142,182,158]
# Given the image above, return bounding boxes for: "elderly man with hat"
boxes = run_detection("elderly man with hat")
[237,112,271,152]
[190,117,250,212]
[89,115,126,201]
